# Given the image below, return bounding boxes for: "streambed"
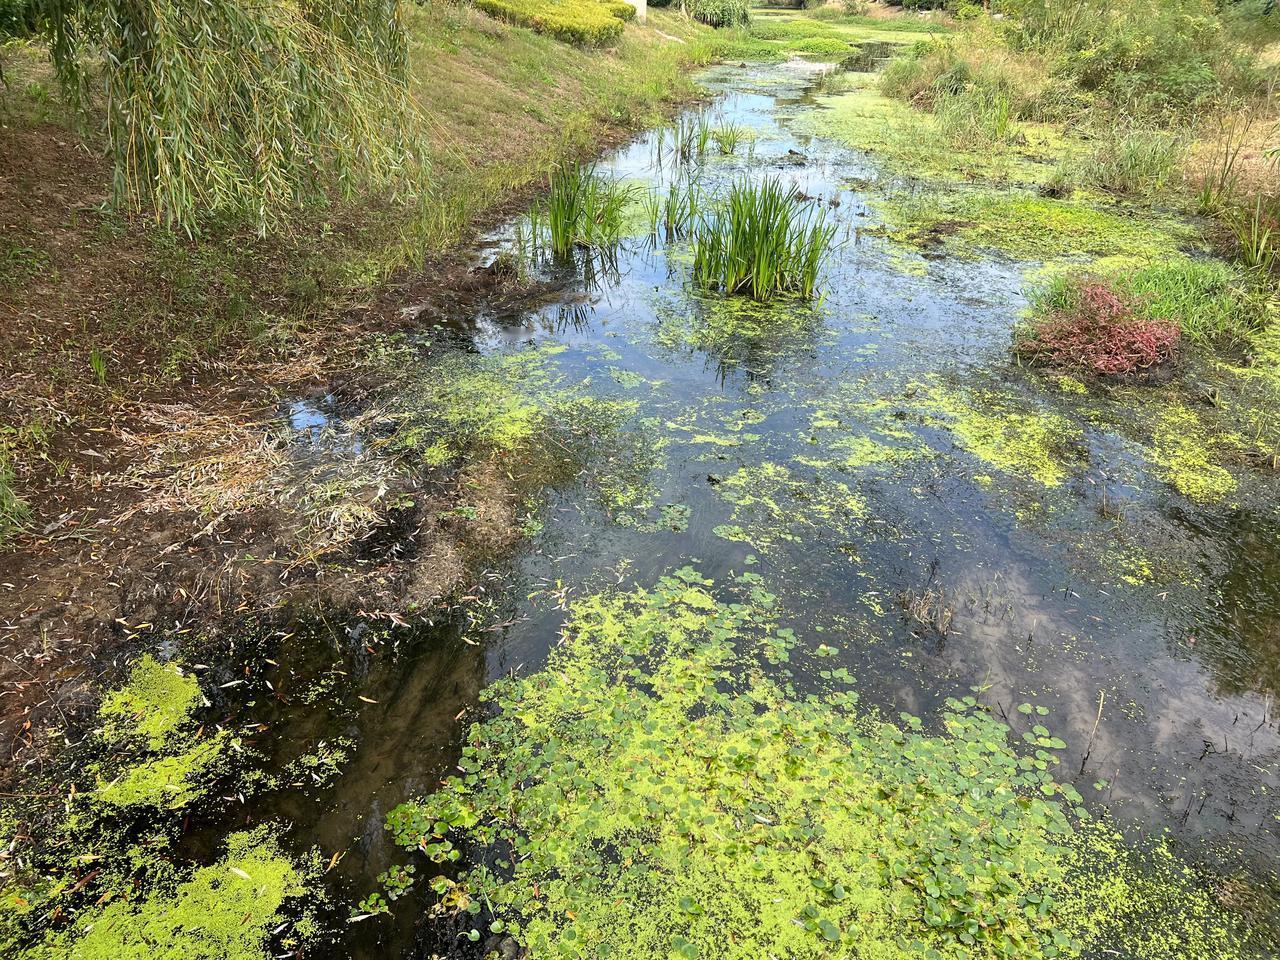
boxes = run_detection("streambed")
[266,57,1278,956]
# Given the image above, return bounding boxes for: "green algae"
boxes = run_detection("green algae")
[2,659,323,960]
[914,383,1080,487]
[797,73,1082,189]
[360,334,666,529]
[363,339,569,464]
[650,292,827,373]
[712,461,866,551]
[94,733,231,812]
[874,190,1198,265]
[1149,405,1238,505]
[385,570,1266,960]
[88,657,235,813]
[98,656,203,752]
[35,827,317,960]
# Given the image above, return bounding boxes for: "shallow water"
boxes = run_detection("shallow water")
[265,60,1279,957]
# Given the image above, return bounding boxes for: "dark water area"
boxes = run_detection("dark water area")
[252,60,1279,958]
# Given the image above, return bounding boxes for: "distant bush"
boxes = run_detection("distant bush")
[996,0,1257,115]
[880,36,1074,123]
[684,0,750,28]
[475,0,635,44]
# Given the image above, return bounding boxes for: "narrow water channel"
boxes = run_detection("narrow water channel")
[265,58,1279,958]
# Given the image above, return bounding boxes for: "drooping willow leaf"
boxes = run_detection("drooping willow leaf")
[41,0,424,234]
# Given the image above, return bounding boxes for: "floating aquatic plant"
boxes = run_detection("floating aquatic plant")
[385,569,1262,959]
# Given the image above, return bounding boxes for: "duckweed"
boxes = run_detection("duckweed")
[43,827,317,960]
[915,384,1080,487]
[876,191,1198,265]
[94,733,231,812]
[98,656,203,751]
[651,291,826,373]
[713,461,866,551]
[387,570,1264,960]
[1150,406,1238,504]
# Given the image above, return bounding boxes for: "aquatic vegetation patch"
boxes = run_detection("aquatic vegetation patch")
[798,70,1082,188]
[385,569,1263,959]
[1,657,323,959]
[98,656,203,751]
[359,336,672,535]
[876,190,1198,264]
[1149,405,1239,504]
[650,290,827,373]
[914,384,1081,487]
[88,655,235,812]
[540,162,641,254]
[94,733,232,812]
[711,460,866,551]
[37,827,318,960]
[1015,277,1180,375]
[691,177,837,301]
[362,338,607,468]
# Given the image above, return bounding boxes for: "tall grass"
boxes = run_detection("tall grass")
[643,172,702,241]
[691,177,837,301]
[933,88,1016,147]
[661,113,713,166]
[1068,126,1186,195]
[544,162,638,254]
[1231,197,1278,274]
[1196,114,1254,213]
[712,122,745,156]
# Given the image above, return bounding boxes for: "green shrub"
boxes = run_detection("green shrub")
[787,35,853,56]
[474,0,635,43]
[996,0,1257,115]
[685,0,750,28]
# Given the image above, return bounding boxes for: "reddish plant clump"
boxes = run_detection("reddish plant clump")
[1016,280,1180,375]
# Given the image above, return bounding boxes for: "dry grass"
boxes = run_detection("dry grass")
[113,403,405,562]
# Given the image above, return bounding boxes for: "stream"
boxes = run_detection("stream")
[257,57,1279,957]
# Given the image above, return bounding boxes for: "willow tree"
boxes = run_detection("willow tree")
[41,0,422,233]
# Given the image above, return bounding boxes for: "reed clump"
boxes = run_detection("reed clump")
[691,177,837,301]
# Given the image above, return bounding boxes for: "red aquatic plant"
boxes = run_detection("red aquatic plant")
[1016,279,1180,376]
